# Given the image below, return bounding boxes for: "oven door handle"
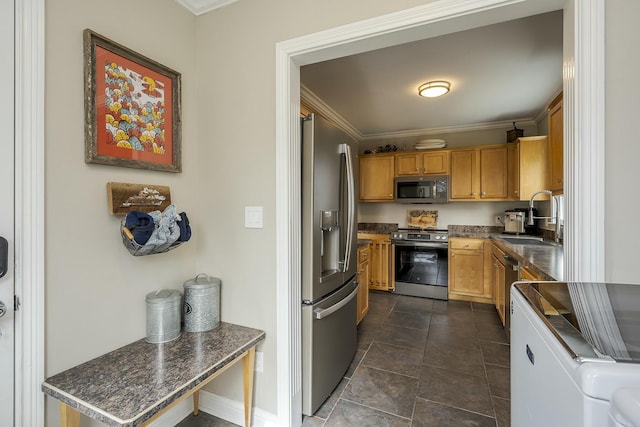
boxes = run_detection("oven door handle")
[392,241,449,249]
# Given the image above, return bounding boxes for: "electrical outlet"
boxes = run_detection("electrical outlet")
[255,351,264,373]
[494,215,503,225]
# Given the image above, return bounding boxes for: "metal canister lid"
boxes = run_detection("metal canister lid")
[145,289,181,305]
[183,273,221,289]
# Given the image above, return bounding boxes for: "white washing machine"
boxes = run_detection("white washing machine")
[511,281,640,427]
[609,388,640,426]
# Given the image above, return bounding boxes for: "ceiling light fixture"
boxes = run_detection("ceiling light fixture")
[418,81,450,98]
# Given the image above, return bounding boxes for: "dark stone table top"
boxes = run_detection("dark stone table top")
[448,230,563,281]
[42,322,265,426]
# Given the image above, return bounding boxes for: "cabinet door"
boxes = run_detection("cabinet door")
[423,151,449,174]
[548,96,564,193]
[492,253,506,326]
[450,149,478,199]
[480,146,508,199]
[507,143,520,200]
[517,137,549,201]
[359,155,395,201]
[357,258,369,324]
[395,153,421,176]
[449,249,485,295]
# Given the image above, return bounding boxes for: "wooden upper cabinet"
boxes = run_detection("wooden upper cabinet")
[508,136,549,201]
[479,146,509,199]
[451,146,508,200]
[359,154,395,201]
[395,153,422,176]
[395,151,449,176]
[450,149,478,200]
[548,94,564,194]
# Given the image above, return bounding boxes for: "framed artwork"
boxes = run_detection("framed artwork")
[83,29,182,172]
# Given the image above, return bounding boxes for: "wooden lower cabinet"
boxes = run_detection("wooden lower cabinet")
[448,238,493,303]
[356,245,370,324]
[492,244,506,326]
[520,267,543,281]
[357,233,394,291]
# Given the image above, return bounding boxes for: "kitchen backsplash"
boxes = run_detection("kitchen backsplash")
[358,201,529,229]
[358,222,398,233]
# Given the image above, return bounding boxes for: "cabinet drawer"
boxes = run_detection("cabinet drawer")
[450,239,484,250]
[492,243,506,259]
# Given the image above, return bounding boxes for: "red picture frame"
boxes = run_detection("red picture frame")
[84,29,182,172]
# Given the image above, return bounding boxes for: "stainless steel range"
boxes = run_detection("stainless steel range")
[391,228,449,300]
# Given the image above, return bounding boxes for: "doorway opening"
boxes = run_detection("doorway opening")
[275,0,604,425]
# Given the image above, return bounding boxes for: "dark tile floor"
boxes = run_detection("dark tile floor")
[179,291,511,427]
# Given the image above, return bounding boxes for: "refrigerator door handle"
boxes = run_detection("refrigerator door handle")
[340,143,355,272]
[313,283,358,320]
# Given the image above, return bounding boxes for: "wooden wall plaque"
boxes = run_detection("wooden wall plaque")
[107,182,172,215]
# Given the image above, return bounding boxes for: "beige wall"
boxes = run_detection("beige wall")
[192,0,438,415]
[42,0,640,425]
[45,1,197,425]
[359,123,540,153]
[605,0,640,282]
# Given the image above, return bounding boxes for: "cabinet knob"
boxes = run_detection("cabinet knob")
[481,192,486,196]
[471,192,476,196]
[514,190,519,194]
[557,179,563,183]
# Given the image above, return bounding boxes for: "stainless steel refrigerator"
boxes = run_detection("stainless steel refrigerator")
[301,113,358,416]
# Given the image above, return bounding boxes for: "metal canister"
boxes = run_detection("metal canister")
[145,289,182,343]
[183,273,221,332]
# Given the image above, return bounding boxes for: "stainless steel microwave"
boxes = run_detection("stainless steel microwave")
[395,175,449,203]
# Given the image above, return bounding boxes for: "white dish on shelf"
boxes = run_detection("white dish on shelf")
[414,142,446,150]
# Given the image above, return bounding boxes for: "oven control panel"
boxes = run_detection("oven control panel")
[392,230,448,242]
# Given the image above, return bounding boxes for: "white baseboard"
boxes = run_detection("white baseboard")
[147,389,280,427]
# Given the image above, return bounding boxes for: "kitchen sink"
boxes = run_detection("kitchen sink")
[501,237,553,246]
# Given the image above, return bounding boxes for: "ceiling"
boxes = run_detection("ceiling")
[300,10,563,141]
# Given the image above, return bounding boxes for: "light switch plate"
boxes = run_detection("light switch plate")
[245,206,264,229]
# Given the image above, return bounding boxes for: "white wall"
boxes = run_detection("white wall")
[44,1,197,425]
[605,0,640,282]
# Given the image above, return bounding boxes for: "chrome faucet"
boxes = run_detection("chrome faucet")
[528,190,556,225]
[528,190,562,243]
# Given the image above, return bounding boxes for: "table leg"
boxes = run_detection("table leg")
[193,389,200,415]
[59,403,80,427]
[242,347,256,427]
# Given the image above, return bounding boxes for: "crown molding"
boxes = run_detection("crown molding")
[361,118,538,141]
[174,0,238,16]
[300,85,363,141]
[301,84,536,142]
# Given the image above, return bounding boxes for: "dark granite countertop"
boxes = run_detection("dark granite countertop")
[448,228,563,281]
[42,322,265,426]
[491,237,563,281]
